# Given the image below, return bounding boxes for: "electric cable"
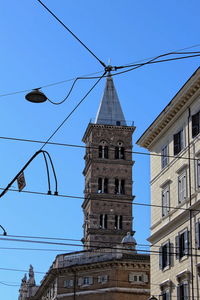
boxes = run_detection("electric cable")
[0,50,199,99]
[0,185,199,213]
[39,71,106,150]
[0,135,199,163]
[121,43,200,66]
[0,70,104,98]
[36,0,106,68]
[0,72,106,200]
[0,235,200,256]
[116,51,200,69]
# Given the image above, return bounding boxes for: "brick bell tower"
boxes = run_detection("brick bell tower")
[82,75,135,249]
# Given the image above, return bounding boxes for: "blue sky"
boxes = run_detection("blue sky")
[0,1,200,298]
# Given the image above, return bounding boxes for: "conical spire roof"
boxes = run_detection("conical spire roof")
[95,75,126,126]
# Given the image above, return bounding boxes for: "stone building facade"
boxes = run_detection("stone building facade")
[18,75,150,300]
[137,67,200,299]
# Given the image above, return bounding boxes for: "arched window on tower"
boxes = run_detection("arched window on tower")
[115,178,125,194]
[115,142,125,159]
[115,215,123,229]
[100,214,107,229]
[98,178,108,193]
[99,141,108,159]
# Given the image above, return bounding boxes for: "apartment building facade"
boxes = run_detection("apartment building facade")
[137,67,200,299]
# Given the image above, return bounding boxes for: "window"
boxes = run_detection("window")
[178,171,187,203]
[115,215,123,229]
[64,279,73,288]
[175,229,189,260]
[115,142,125,159]
[98,275,108,284]
[161,290,170,300]
[159,241,171,270]
[195,219,200,249]
[99,142,108,159]
[196,159,200,188]
[100,214,107,229]
[78,277,93,286]
[162,185,170,217]
[128,272,148,283]
[177,281,189,300]
[115,179,125,194]
[192,111,200,138]
[161,145,168,169]
[174,129,184,155]
[98,178,108,193]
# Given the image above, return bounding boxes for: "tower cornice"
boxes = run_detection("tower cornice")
[82,123,136,143]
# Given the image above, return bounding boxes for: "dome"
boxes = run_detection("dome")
[121,232,137,245]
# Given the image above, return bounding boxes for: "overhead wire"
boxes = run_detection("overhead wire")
[36,0,106,68]
[0,70,104,98]
[0,185,199,213]
[0,135,200,163]
[0,50,199,99]
[39,71,106,150]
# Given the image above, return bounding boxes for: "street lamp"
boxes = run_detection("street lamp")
[25,88,47,103]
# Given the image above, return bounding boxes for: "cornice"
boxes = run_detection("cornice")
[137,68,200,150]
[82,123,136,143]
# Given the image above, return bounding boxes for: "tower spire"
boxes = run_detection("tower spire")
[95,75,126,126]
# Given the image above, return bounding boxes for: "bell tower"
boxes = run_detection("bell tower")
[82,75,135,249]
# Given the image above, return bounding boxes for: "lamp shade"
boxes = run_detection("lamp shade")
[25,89,47,103]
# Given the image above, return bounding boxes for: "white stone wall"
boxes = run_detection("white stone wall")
[149,90,200,298]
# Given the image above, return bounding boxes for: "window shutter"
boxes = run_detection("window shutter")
[183,282,189,298]
[174,132,180,155]
[166,241,170,266]
[70,280,73,287]
[89,277,93,285]
[184,229,189,255]
[78,277,83,286]
[177,285,180,300]
[159,246,163,269]
[166,290,170,300]
[175,235,180,259]
[195,222,200,249]
[143,274,148,283]
[183,174,187,200]
[197,160,200,187]
[192,112,200,138]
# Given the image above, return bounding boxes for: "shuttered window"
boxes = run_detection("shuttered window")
[192,111,200,138]
[159,241,171,270]
[161,144,168,169]
[174,129,184,155]
[162,186,170,217]
[178,171,187,203]
[175,229,189,260]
